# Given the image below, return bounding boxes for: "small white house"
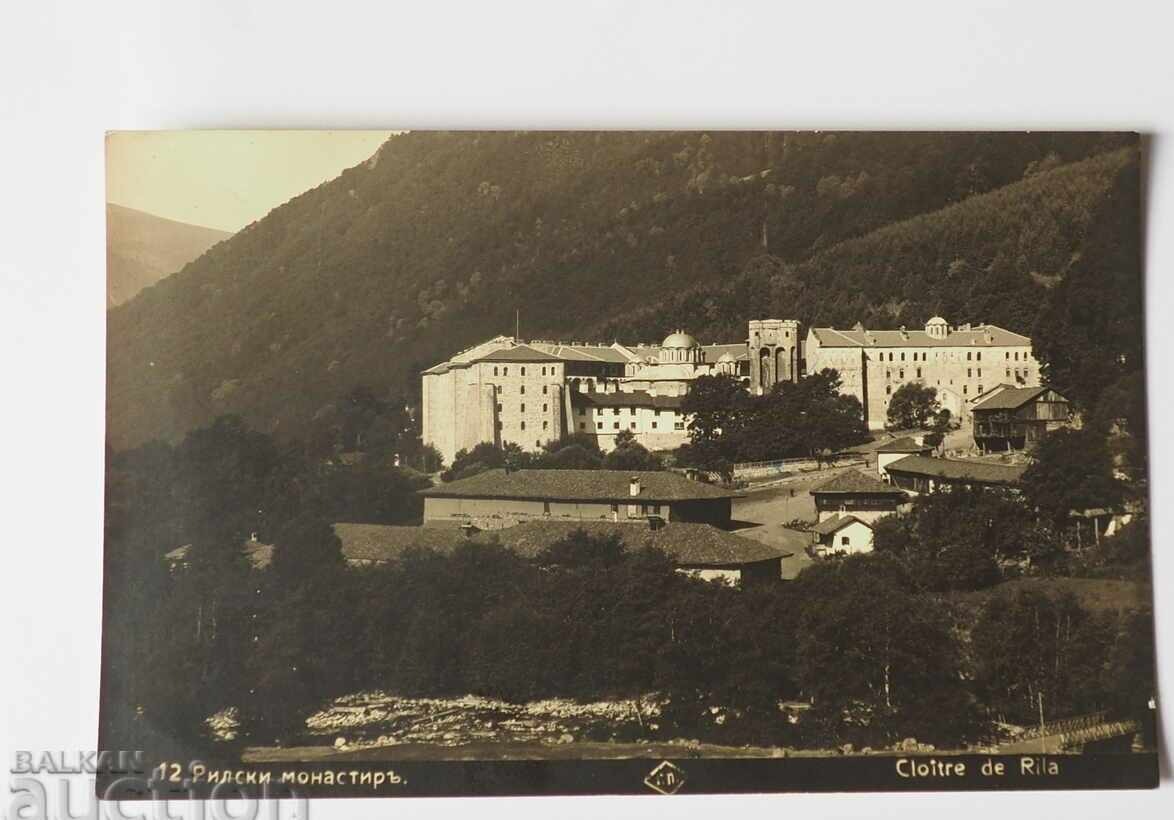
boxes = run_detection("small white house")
[810,514,875,555]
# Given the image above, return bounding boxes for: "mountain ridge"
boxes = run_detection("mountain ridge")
[105,132,1137,450]
[106,203,232,308]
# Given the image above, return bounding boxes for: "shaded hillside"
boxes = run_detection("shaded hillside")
[106,204,232,308]
[591,147,1139,346]
[106,132,1134,449]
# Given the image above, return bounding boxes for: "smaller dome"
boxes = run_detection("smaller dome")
[717,352,736,363]
[926,316,948,326]
[662,329,700,349]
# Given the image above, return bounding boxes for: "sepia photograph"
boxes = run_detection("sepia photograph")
[97,130,1156,797]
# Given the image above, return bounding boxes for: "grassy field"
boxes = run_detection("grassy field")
[951,575,1152,613]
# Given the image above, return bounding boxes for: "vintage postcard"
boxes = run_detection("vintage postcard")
[99,131,1156,797]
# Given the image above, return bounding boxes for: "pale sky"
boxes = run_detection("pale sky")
[106,131,392,232]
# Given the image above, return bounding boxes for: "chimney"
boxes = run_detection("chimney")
[629,476,641,497]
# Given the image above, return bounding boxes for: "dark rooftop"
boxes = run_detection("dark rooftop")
[421,468,740,502]
[885,455,1026,485]
[811,470,908,496]
[332,520,789,568]
[971,385,1058,412]
[876,436,933,454]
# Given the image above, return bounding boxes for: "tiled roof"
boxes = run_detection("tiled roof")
[810,324,1030,349]
[475,344,564,363]
[885,455,1026,485]
[332,520,789,568]
[421,468,740,501]
[811,470,908,496]
[971,385,1055,412]
[166,542,273,569]
[532,343,632,364]
[702,343,749,362]
[811,514,873,536]
[876,436,933,453]
[571,390,684,410]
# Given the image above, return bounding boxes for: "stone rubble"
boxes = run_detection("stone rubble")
[301,692,664,752]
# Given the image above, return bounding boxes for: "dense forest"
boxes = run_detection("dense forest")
[106,132,1138,449]
[100,414,1154,757]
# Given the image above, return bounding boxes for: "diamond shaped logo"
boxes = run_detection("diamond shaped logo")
[644,760,686,795]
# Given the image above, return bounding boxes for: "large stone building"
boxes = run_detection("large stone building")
[804,317,1039,430]
[423,315,1041,462]
[422,321,799,465]
[418,468,739,529]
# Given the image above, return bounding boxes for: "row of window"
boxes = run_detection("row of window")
[495,384,550,395]
[490,365,561,377]
[496,420,551,431]
[576,421,686,432]
[497,403,552,413]
[869,349,1032,363]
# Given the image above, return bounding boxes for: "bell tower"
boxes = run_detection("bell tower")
[748,319,801,395]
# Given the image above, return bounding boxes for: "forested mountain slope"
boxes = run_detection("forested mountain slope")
[106,132,1136,449]
[591,147,1138,346]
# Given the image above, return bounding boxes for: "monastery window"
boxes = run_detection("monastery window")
[630,422,637,430]
[652,421,658,429]
[543,421,548,430]
[520,403,525,412]
[1006,369,1011,378]
[542,385,548,394]
[597,422,603,430]
[886,370,891,379]
[967,352,972,361]
[493,366,499,376]
[520,385,525,395]
[543,403,548,412]
[520,421,526,431]
[503,367,508,375]
[674,421,685,430]
[978,385,984,394]
[1006,352,1010,359]
[976,352,982,361]
[496,404,502,413]
[580,422,586,430]
[885,385,891,395]
[613,422,620,430]
[1014,352,1020,361]
[613,408,620,415]
[977,369,982,377]
[899,369,904,379]
[916,368,922,379]
[963,385,968,395]
[521,367,526,376]
[901,352,906,362]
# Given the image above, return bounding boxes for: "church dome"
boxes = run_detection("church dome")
[662,330,699,349]
[925,316,949,339]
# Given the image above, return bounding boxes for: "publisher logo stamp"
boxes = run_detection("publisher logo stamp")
[644,760,686,795]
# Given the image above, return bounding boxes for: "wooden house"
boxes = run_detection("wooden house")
[971,385,1071,453]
